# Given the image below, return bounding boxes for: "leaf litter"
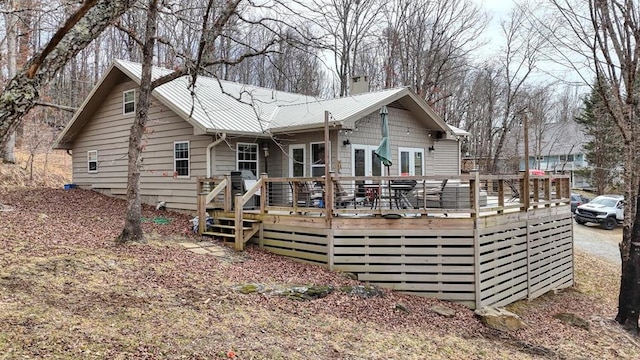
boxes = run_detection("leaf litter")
[0,187,638,359]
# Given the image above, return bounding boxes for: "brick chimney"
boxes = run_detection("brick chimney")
[350,75,369,95]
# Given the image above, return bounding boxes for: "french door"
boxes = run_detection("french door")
[398,147,424,176]
[289,144,306,177]
[353,144,382,198]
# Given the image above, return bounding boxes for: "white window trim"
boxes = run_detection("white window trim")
[173,141,190,178]
[398,147,424,176]
[310,141,331,176]
[87,150,98,173]
[289,144,306,177]
[236,142,259,175]
[123,89,136,114]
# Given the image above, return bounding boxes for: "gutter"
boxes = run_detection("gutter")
[206,133,227,177]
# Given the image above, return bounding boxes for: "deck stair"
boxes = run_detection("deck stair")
[203,216,261,246]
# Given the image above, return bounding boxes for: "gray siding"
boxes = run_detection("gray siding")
[432,139,461,176]
[275,131,339,177]
[71,83,460,212]
[72,80,211,211]
[336,107,459,176]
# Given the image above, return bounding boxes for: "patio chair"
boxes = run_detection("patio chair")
[390,179,417,209]
[291,181,323,207]
[333,180,356,209]
[422,179,448,209]
[506,179,520,202]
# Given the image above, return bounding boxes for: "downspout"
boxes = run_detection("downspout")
[206,133,227,178]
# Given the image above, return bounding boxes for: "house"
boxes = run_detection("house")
[516,119,590,188]
[54,59,468,211]
[53,60,574,309]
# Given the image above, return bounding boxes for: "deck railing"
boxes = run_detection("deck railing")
[196,173,573,307]
[197,173,570,222]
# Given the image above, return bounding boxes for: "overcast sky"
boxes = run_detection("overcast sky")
[473,0,516,58]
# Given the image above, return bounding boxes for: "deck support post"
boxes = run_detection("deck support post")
[497,179,504,214]
[471,170,480,218]
[224,174,232,212]
[197,192,206,235]
[197,178,206,235]
[234,195,243,251]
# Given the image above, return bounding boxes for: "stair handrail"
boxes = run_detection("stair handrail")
[241,178,263,205]
[234,177,263,251]
[206,178,228,204]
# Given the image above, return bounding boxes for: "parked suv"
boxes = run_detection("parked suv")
[574,194,624,230]
[570,193,589,213]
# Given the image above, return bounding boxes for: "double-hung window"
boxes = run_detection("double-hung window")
[87,150,98,173]
[237,143,258,176]
[123,90,135,114]
[174,141,190,178]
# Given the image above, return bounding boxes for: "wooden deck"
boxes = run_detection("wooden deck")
[196,173,573,309]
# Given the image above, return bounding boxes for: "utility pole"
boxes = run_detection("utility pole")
[523,111,530,210]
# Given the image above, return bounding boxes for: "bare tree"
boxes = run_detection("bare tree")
[0,0,137,152]
[489,3,544,173]
[310,0,382,96]
[116,0,306,242]
[544,0,640,331]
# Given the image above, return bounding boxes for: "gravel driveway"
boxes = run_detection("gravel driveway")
[573,218,622,265]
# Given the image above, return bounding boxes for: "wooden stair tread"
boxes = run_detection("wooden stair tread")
[216,217,260,223]
[211,224,253,230]
[202,231,235,238]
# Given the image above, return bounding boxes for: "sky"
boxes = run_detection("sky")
[472,0,515,58]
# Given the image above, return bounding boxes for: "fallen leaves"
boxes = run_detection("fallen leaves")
[0,186,637,359]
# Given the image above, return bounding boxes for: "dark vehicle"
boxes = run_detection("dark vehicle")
[574,194,624,230]
[570,193,589,213]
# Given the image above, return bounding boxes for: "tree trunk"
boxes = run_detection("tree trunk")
[616,243,640,333]
[0,0,135,149]
[1,0,19,164]
[116,0,158,244]
[616,137,640,332]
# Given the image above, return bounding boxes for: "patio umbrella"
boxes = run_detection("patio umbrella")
[374,106,394,211]
[374,105,392,171]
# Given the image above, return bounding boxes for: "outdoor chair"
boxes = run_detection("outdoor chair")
[506,179,520,202]
[390,179,417,209]
[333,180,356,209]
[415,179,448,212]
[424,179,448,208]
[291,181,323,207]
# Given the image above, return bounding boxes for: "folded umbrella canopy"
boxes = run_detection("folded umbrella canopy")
[374,105,392,169]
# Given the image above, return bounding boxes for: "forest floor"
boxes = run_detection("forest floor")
[0,153,639,359]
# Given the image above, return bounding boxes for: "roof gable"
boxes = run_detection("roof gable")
[55,60,459,148]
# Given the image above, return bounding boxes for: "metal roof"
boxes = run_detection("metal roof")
[54,60,461,148]
[116,59,319,134]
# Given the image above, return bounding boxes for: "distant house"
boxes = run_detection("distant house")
[517,119,590,188]
[54,60,468,211]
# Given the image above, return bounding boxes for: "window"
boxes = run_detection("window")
[87,150,98,173]
[311,142,330,177]
[174,141,190,177]
[123,90,135,114]
[567,154,574,162]
[237,143,258,176]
